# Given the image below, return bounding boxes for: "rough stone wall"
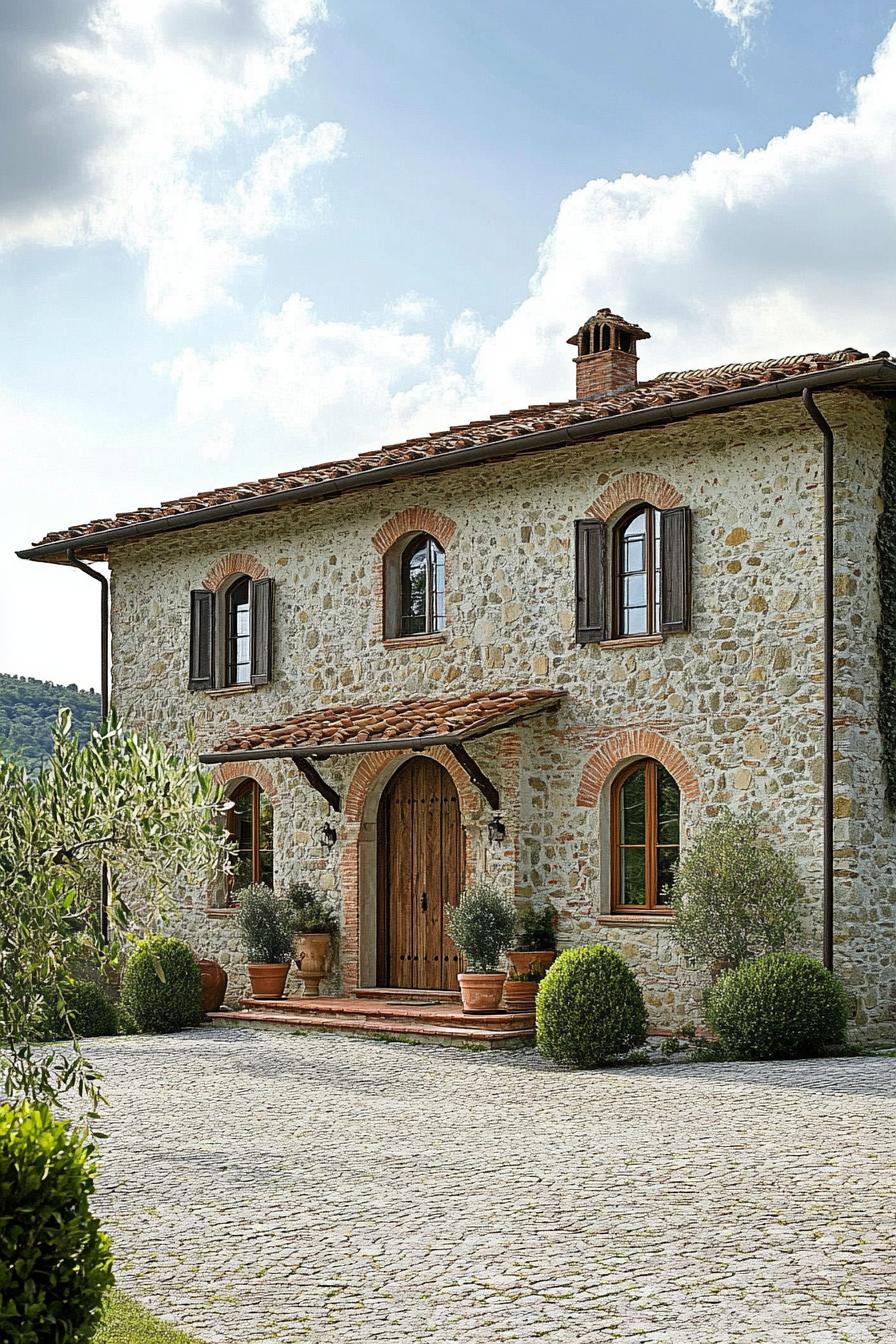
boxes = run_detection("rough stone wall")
[108,390,895,1036]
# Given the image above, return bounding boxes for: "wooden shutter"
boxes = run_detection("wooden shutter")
[188,589,215,690]
[250,577,274,685]
[660,506,692,633]
[575,518,608,644]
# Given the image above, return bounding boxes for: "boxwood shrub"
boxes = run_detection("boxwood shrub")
[536,944,648,1067]
[120,936,201,1034]
[706,951,849,1059]
[34,980,118,1042]
[0,1102,114,1343]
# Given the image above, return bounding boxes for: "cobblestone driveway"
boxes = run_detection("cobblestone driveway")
[91,1026,895,1344]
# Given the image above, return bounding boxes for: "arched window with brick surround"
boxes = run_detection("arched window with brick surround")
[227,779,274,891]
[575,478,691,644]
[382,532,446,639]
[610,759,680,912]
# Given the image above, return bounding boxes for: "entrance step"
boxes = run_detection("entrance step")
[208,994,535,1049]
[354,986,461,1003]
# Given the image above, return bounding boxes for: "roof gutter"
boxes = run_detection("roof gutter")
[199,733,493,763]
[18,359,896,564]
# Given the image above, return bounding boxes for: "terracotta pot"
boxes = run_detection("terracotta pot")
[506,949,556,977]
[247,963,289,1000]
[196,958,227,1015]
[458,972,507,1014]
[503,978,538,1013]
[293,932,332,998]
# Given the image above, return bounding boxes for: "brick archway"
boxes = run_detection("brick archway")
[344,745,479,822]
[203,552,268,591]
[212,760,280,805]
[371,507,457,556]
[586,472,682,522]
[576,729,700,807]
[340,747,481,992]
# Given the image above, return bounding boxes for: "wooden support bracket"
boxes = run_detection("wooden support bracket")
[291,755,341,813]
[445,742,500,811]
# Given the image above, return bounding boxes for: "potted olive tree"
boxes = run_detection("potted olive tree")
[505,900,558,1010]
[446,880,517,1014]
[236,883,294,1000]
[287,879,339,997]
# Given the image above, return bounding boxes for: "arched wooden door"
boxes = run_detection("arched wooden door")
[376,757,463,989]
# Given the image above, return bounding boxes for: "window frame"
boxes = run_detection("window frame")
[224,575,253,687]
[226,779,274,894]
[612,504,661,639]
[610,759,679,914]
[385,531,446,640]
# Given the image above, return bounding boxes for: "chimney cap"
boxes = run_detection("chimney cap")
[567,308,650,346]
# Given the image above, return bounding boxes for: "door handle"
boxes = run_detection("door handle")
[420,890,428,912]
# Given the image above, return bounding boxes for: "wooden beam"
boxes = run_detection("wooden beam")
[291,755,341,813]
[445,743,500,811]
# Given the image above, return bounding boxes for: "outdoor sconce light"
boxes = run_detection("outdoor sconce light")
[318,820,338,852]
[487,813,506,847]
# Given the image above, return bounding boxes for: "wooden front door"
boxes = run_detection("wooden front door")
[376,757,463,989]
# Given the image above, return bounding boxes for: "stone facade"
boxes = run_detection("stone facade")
[108,390,896,1037]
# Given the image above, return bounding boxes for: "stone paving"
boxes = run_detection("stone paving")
[90,1026,896,1344]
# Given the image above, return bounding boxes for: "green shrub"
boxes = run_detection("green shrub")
[236,884,294,962]
[670,810,802,975]
[37,981,118,1041]
[706,952,849,1060]
[536,945,648,1067]
[286,879,339,935]
[0,1102,114,1342]
[446,881,517,972]
[514,901,557,951]
[120,936,201,1034]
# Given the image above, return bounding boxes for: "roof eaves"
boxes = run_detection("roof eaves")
[18,358,896,565]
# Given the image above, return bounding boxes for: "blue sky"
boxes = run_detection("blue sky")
[3,0,896,688]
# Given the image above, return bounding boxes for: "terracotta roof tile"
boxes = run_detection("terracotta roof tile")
[32,348,870,551]
[203,688,564,758]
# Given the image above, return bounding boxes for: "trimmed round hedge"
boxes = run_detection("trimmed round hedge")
[706,951,849,1060]
[120,935,202,1034]
[0,1102,114,1343]
[536,944,648,1067]
[34,979,119,1042]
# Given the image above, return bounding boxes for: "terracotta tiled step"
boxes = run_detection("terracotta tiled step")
[354,987,461,1003]
[235,995,535,1032]
[209,1008,534,1049]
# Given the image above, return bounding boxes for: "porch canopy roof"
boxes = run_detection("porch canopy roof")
[199,687,564,764]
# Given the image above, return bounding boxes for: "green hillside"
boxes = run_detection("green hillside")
[0,673,101,771]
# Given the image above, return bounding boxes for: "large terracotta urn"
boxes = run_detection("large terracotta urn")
[506,950,556,978]
[293,933,332,998]
[247,963,289,1000]
[457,972,507,1014]
[196,958,228,1015]
[503,978,539,1014]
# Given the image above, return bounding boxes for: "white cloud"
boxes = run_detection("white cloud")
[696,0,770,68]
[163,20,896,461]
[0,0,343,322]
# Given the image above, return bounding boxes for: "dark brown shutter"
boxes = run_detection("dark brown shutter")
[189,589,215,690]
[250,577,274,685]
[660,506,692,633]
[575,518,608,644]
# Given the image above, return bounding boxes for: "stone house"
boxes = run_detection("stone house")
[20,310,896,1039]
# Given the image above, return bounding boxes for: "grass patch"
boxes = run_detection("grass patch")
[96,1290,208,1343]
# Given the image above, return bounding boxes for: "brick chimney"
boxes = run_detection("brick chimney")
[567,309,650,399]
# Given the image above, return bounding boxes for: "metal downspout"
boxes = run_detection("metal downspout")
[66,548,110,941]
[801,390,835,971]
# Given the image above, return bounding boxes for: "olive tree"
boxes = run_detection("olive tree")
[0,712,229,1113]
[670,810,802,978]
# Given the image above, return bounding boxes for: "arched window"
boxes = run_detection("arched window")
[394,533,445,637]
[228,780,274,891]
[225,576,252,686]
[614,505,661,637]
[611,759,680,912]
